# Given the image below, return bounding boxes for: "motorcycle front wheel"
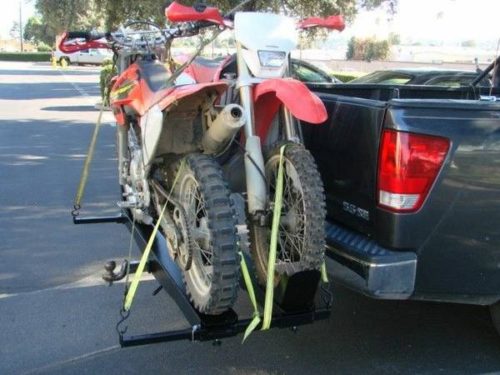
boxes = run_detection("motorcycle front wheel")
[249,143,326,287]
[173,153,239,315]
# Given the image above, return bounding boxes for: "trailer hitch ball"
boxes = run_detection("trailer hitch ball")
[102,260,128,285]
[105,260,116,273]
[103,261,117,285]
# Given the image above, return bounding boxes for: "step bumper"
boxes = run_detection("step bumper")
[325,222,417,299]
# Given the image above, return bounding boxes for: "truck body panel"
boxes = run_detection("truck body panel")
[303,84,500,304]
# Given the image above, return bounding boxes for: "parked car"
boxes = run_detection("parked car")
[302,57,500,336]
[290,59,340,83]
[53,48,113,65]
[349,68,491,87]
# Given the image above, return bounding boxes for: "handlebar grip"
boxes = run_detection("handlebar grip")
[67,31,91,39]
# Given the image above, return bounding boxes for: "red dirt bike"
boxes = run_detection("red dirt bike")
[60,1,344,315]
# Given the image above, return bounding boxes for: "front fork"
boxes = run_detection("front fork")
[237,45,267,216]
[116,123,129,186]
[236,47,304,216]
[236,45,303,216]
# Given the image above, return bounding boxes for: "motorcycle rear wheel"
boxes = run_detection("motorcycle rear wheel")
[173,154,239,315]
[249,143,326,287]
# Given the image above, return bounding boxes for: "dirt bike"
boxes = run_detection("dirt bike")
[60,1,344,316]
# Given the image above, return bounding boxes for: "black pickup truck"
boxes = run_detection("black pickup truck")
[303,59,500,334]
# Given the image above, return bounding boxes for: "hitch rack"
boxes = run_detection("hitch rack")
[75,210,332,346]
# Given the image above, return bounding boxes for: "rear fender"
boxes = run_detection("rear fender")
[253,78,327,140]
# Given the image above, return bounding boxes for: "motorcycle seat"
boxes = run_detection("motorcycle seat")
[137,60,170,92]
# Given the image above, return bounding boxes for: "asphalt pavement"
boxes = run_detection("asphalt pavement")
[1,61,500,375]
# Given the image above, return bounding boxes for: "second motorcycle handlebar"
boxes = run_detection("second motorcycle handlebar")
[66,31,108,41]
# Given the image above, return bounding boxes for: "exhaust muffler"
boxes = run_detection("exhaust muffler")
[202,104,246,154]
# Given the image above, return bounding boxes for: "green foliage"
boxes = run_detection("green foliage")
[388,32,400,45]
[94,0,167,30]
[35,0,104,33]
[24,16,56,46]
[360,0,397,13]
[332,72,363,82]
[36,42,53,52]
[0,53,52,62]
[35,0,397,32]
[346,37,390,61]
[346,37,356,60]
[100,59,117,106]
[10,22,21,39]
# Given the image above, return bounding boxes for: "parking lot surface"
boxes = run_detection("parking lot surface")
[1,61,500,375]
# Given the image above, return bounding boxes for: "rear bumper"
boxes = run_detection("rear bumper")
[325,222,417,299]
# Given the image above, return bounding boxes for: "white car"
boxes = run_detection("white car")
[53,48,112,65]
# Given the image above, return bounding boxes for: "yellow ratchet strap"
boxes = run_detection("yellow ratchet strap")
[262,144,287,330]
[123,201,167,311]
[321,261,329,283]
[73,103,105,211]
[239,251,261,342]
[123,159,185,312]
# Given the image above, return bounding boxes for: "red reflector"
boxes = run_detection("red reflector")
[377,130,450,212]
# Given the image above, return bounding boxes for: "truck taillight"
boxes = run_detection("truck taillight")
[377,129,450,212]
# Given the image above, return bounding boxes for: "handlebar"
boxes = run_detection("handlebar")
[59,18,217,54]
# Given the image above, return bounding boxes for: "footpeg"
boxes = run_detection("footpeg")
[117,201,141,209]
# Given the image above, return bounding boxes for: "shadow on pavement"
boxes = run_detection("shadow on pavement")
[0,69,99,77]
[3,282,500,375]
[42,105,98,112]
[0,118,121,294]
[0,82,100,100]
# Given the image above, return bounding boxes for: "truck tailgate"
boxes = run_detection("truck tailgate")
[302,93,386,237]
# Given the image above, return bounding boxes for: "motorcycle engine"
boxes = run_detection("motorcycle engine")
[124,128,152,224]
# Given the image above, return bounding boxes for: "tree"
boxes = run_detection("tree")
[94,0,167,30]
[388,32,400,45]
[33,0,397,42]
[92,0,397,30]
[35,0,104,33]
[346,37,390,61]
[10,22,21,39]
[24,16,56,46]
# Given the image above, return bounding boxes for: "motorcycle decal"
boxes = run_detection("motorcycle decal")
[253,78,327,140]
[110,81,136,101]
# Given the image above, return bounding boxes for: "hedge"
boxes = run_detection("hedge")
[100,60,117,106]
[0,52,52,62]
